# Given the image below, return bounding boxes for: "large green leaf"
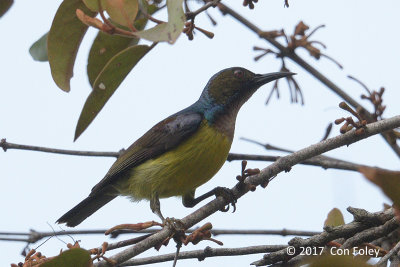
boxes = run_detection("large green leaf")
[75,45,151,140]
[134,0,185,44]
[48,0,96,92]
[29,32,49,62]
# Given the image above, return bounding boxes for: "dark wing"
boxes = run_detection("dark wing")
[90,112,203,195]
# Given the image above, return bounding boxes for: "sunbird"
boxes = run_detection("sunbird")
[57,67,293,227]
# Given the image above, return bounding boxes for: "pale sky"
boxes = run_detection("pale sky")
[1,1,400,266]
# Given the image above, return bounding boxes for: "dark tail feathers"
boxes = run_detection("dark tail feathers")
[57,192,116,227]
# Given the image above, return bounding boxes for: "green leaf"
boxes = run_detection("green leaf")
[0,0,13,18]
[87,5,154,85]
[75,45,151,140]
[82,0,103,12]
[48,0,96,92]
[104,0,138,27]
[82,0,138,27]
[29,33,49,62]
[87,33,134,86]
[134,0,185,44]
[324,208,345,228]
[41,248,91,267]
[359,167,400,207]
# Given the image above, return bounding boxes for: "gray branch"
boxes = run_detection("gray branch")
[0,138,120,157]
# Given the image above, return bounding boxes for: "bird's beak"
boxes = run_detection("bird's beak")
[252,72,296,87]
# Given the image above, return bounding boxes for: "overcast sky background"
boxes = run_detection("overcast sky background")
[1,0,400,266]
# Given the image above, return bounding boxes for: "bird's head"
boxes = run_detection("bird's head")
[198,67,294,117]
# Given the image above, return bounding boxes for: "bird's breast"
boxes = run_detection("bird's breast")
[121,119,233,200]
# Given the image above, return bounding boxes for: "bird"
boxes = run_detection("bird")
[57,67,293,227]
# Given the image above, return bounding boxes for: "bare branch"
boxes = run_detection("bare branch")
[228,152,367,172]
[120,245,287,266]
[0,138,120,158]
[186,0,221,20]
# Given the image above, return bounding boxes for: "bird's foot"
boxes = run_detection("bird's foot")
[214,186,237,212]
[105,221,163,236]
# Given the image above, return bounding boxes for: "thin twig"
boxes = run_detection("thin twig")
[0,139,120,158]
[186,0,221,20]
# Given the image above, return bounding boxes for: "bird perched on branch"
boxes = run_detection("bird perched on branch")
[57,67,293,227]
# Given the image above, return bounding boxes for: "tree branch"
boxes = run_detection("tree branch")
[185,0,221,20]
[119,245,287,266]
[228,153,365,172]
[0,138,120,158]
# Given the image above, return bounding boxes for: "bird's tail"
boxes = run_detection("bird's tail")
[57,191,116,227]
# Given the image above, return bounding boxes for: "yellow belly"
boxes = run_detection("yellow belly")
[118,120,232,200]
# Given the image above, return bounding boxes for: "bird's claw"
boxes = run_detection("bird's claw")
[214,186,237,213]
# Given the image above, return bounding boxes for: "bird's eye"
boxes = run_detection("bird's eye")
[234,69,244,79]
